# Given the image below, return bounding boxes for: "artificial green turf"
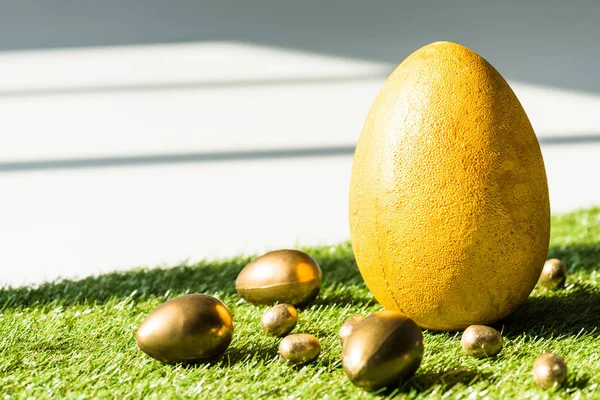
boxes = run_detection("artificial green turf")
[2,207,600,399]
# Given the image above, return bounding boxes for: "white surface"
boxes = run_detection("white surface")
[1,157,352,286]
[1,42,599,287]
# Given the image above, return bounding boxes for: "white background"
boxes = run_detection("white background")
[0,2,599,286]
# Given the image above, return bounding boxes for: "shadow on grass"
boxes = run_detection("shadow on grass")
[374,368,494,397]
[497,242,600,339]
[3,241,600,342]
[501,282,600,339]
[178,341,344,371]
[0,258,248,309]
[312,287,376,308]
[0,243,364,309]
[565,374,591,392]
[167,342,280,370]
[547,243,600,274]
[215,342,280,368]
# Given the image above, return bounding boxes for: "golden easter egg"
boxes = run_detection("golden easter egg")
[235,249,322,306]
[278,333,321,365]
[342,310,424,390]
[136,294,233,363]
[260,303,298,337]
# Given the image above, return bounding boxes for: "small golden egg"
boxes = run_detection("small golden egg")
[538,258,567,290]
[136,294,233,363]
[260,304,298,337]
[278,333,321,365]
[342,310,424,391]
[533,353,568,389]
[460,325,503,358]
[338,315,365,347]
[235,249,322,306]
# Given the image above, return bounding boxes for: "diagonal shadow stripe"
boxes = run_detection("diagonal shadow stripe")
[0,74,389,98]
[0,145,357,173]
[538,134,600,145]
[0,134,597,173]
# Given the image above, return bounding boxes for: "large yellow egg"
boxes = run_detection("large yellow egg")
[348,41,550,331]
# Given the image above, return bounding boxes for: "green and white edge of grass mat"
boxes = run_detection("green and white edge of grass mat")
[1,207,600,399]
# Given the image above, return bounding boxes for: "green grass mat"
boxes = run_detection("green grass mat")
[2,208,600,399]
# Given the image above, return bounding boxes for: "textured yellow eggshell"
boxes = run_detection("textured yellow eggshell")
[348,41,550,331]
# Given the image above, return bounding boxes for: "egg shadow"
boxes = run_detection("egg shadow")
[171,342,280,370]
[565,374,591,392]
[216,343,281,367]
[207,341,340,371]
[500,282,600,339]
[0,257,251,308]
[0,242,364,309]
[311,290,376,309]
[365,368,493,397]
[411,368,493,391]
[281,354,342,372]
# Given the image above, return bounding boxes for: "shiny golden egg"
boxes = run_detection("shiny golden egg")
[460,325,503,358]
[235,249,322,306]
[533,353,568,389]
[342,310,423,391]
[278,333,321,365]
[136,294,233,363]
[338,315,365,347]
[260,303,298,337]
[538,258,567,290]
